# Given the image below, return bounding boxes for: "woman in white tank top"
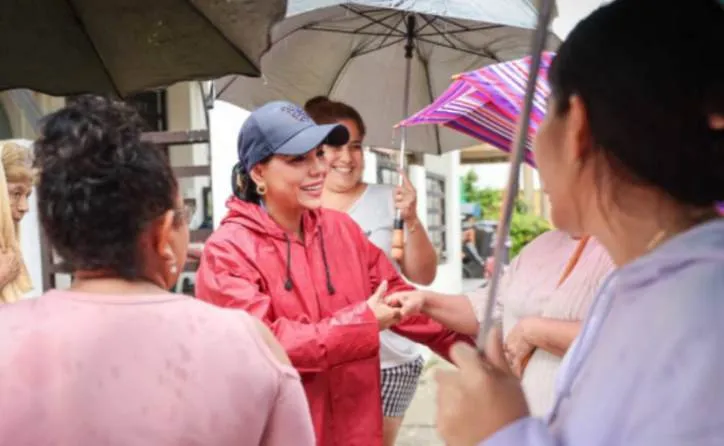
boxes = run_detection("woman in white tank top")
[305,96,438,446]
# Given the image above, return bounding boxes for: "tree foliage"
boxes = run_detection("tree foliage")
[461,169,550,256]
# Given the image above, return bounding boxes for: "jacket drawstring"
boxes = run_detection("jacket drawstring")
[318,228,336,295]
[282,229,335,295]
[283,234,293,291]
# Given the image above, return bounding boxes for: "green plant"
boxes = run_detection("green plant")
[461,168,550,256]
[509,212,551,257]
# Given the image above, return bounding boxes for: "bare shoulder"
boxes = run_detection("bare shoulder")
[250,317,292,366]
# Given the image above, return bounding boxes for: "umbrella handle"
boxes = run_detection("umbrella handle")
[476,0,556,354]
[391,218,405,261]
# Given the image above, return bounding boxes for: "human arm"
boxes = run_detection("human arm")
[252,318,316,446]
[363,232,473,358]
[195,236,382,374]
[386,271,510,338]
[388,290,480,336]
[504,318,581,377]
[436,328,558,446]
[395,171,437,285]
[517,318,581,358]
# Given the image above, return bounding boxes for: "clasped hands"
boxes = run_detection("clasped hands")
[366,283,426,330]
[377,287,531,446]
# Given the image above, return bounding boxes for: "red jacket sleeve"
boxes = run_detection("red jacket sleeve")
[195,236,380,374]
[363,233,474,361]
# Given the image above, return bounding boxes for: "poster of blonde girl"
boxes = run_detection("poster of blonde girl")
[0,141,34,302]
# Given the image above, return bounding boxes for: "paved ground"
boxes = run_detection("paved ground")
[395,279,485,445]
[396,355,451,446]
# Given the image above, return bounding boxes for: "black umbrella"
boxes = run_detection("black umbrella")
[0,0,286,97]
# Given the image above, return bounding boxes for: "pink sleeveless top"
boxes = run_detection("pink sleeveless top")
[0,290,315,445]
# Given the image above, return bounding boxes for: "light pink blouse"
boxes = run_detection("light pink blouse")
[0,290,315,445]
[468,230,614,416]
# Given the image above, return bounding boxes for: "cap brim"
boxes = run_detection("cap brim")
[276,123,350,156]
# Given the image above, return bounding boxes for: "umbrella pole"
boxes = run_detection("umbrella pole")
[476,0,555,353]
[391,14,416,261]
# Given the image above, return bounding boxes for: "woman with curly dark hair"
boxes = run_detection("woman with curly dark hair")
[0,96,314,446]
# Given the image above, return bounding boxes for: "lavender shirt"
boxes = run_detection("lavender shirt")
[483,219,724,446]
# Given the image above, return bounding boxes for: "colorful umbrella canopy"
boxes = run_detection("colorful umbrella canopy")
[399,51,555,165]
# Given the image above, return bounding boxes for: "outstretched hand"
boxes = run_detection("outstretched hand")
[385,290,426,317]
[367,281,401,330]
[435,326,529,446]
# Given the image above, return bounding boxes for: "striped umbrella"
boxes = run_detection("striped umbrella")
[399,51,555,166]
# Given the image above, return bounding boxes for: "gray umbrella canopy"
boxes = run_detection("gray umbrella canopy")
[0,0,287,97]
[217,0,559,154]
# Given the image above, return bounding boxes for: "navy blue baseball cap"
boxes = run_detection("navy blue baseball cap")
[237,100,350,172]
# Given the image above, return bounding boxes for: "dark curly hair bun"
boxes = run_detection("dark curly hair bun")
[34,95,178,279]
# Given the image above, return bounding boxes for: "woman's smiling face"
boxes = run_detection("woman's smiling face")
[323,119,364,193]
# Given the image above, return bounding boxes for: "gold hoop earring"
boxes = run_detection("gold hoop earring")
[256,183,267,195]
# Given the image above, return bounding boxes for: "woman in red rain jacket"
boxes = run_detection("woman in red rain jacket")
[195,101,471,446]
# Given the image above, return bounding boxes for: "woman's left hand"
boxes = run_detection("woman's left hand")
[395,170,418,223]
[505,318,536,378]
[436,327,530,446]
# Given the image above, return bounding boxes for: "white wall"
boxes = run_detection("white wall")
[209,100,250,227]
[166,82,212,229]
[423,151,462,294]
[362,150,463,295]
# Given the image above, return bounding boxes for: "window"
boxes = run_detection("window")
[66,90,168,132]
[376,153,400,185]
[426,173,447,262]
[125,90,168,131]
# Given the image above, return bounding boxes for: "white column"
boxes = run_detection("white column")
[408,164,427,230]
[209,101,250,228]
[423,151,462,294]
[167,82,212,229]
[362,148,378,184]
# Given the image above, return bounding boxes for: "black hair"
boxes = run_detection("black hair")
[548,0,724,207]
[34,95,179,279]
[304,96,367,138]
[231,161,265,204]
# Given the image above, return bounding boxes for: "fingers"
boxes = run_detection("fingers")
[372,280,388,302]
[449,342,487,374]
[385,292,403,307]
[391,308,403,324]
[434,368,458,389]
[400,301,420,318]
[485,325,511,373]
[397,168,414,188]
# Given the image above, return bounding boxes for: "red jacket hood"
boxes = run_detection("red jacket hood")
[222,196,321,242]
